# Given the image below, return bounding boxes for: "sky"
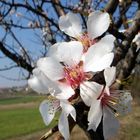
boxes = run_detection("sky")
[0,28,42,88]
[0,0,68,88]
[0,0,77,88]
[0,5,43,88]
[0,0,138,88]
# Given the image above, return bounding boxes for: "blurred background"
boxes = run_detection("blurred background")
[0,0,140,140]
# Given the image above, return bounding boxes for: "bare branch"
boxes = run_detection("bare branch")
[0,42,33,73]
[104,0,119,14]
[112,10,140,66]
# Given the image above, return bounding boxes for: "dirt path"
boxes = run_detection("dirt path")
[0,102,39,110]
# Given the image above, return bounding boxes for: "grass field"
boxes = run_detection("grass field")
[0,96,45,105]
[0,96,58,140]
[0,90,140,140]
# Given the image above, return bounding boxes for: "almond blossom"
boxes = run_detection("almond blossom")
[39,99,76,140]
[28,37,115,139]
[28,9,116,139]
[43,39,114,102]
[28,68,76,140]
[59,11,111,52]
[87,67,132,139]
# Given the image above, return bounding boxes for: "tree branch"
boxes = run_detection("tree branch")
[51,0,65,17]
[0,42,33,73]
[104,0,119,15]
[112,10,140,66]
[114,43,140,89]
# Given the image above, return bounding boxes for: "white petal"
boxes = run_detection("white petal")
[96,35,115,52]
[105,86,110,95]
[132,32,140,52]
[58,111,70,140]
[28,75,49,94]
[88,99,102,131]
[103,107,120,139]
[39,100,59,125]
[84,35,115,72]
[87,11,110,39]
[84,52,114,72]
[60,100,76,121]
[59,12,82,38]
[132,32,140,43]
[54,82,75,100]
[115,91,133,115]
[83,44,102,70]
[85,35,115,57]
[37,57,64,81]
[28,69,61,94]
[104,67,116,87]
[80,81,103,106]
[58,101,76,139]
[136,45,140,52]
[48,41,83,67]
[47,42,61,57]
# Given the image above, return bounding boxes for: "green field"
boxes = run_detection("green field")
[0,96,58,140]
[0,96,45,105]
[0,92,140,140]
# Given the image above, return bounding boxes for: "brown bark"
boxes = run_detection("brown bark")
[0,42,33,73]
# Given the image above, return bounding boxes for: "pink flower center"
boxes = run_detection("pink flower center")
[63,63,85,89]
[77,33,97,52]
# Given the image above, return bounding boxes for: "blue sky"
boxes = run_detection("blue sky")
[0,28,42,88]
[0,0,138,88]
[0,0,61,88]
[0,10,43,88]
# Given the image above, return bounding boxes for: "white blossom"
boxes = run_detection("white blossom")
[28,39,115,139]
[59,11,111,52]
[88,67,132,139]
[28,11,116,139]
[39,99,76,140]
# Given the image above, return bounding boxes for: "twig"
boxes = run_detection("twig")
[40,125,58,140]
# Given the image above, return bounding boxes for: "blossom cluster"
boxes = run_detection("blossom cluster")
[28,11,132,140]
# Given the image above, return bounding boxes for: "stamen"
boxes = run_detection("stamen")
[77,33,98,52]
[100,90,119,107]
[63,62,85,89]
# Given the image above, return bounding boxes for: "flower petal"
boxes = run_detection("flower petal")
[37,57,64,81]
[88,99,102,131]
[87,11,110,39]
[47,42,61,57]
[84,35,115,72]
[28,69,61,94]
[60,100,76,121]
[114,91,133,115]
[48,41,83,67]
[104,67,116,87]
[28,75,49,94]
[84,52,114,72]
[103,107,120,139]
[58,111,70,140]
[96,35,115,53]
[59,12,82,38]
[54,82,75,100]
[132,32,140,52]
[80,81,103,106]
[39,99,59,125]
